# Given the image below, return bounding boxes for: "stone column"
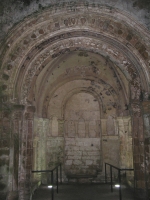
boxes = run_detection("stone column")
[96,120,101,138]
[142,101,150,198]
[0,104,22,200]
[85,121,89,138]
[58,119,65,136]
[131,102,148,199]
[18,105,35,200]
[7,105,25,200]
[101,119,107,135]
[64,120,68,137]
[117,116,132,169]
[32,117,41,182]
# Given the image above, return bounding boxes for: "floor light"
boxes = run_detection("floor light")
[48,185,53,188]
[115,184,120,188]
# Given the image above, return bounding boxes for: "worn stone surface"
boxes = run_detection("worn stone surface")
[65,138,101,176]
[47,137,64,169]
[102,135,119,164]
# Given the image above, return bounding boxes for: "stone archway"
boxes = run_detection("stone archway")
[0,3,150,200]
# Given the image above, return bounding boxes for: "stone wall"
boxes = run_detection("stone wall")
[65,138,101,177]
[102,135,119,167]
[102,116,134,183]
[47,137,64,169]
[32,115,134,185]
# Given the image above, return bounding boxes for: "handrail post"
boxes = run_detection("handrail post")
[134,169,135,199]
[51,171,54,200]
[60,164,62,184]
[56,167,58,193]
[110,166,113,192]
[118,169,122,200]
[105,163,107,183]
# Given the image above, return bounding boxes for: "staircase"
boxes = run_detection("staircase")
[66,171,117,184]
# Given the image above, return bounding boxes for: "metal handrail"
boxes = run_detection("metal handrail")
[105,163,134,200]
[32,163,62,200]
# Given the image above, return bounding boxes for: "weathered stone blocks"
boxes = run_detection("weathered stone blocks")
[65,160,73,165]
[65,138,101,175]
[46,137,64,168]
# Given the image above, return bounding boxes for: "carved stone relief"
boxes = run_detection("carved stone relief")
[131,103,141,117]
[2,30,145,105]
[18,37,141,104]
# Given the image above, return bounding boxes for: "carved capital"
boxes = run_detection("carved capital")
[11,104,24,119]
[142,101,150,114]
[131,102,141,117]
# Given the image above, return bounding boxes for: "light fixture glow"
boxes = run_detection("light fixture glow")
[115,184,120,188]
[48,185,53,188]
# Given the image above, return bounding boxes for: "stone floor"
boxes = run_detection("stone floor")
[32,183,136,200]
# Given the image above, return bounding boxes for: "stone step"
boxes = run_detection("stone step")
[63,171,122,184]
[65,173,114,184]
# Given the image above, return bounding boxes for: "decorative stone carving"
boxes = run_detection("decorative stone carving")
[22,35,140,103]
[131,103,141,117]
[4,34,143,104]
[1,7,149,110]
[65,65,100,77]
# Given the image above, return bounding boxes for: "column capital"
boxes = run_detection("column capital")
[11,104,25,119]
[26,105,36,113]
[142,101,150,114]
[117,116,131,124]
[131,102,141,117]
